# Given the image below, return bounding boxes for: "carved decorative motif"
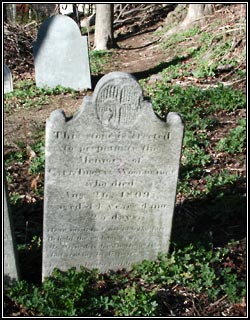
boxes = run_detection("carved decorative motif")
[95,78,143,128]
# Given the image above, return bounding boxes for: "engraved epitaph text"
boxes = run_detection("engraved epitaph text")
[43,72,184,279]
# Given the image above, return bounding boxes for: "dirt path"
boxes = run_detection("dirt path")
[4,23,167,148]
[3,7,247,317]
[105,26,166,74]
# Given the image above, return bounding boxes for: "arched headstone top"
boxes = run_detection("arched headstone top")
[36,15,81,41]
[33,14,91,90]
[43,71,184,278]
[93,72,144,129]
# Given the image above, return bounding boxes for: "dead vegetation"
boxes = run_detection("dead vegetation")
[4,22,36,80]
[3,4,247,317]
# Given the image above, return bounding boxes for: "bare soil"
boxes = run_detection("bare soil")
[3,4,246,317]
[4,4,246,148]
[4,5,246,145]
[4,19,168,148]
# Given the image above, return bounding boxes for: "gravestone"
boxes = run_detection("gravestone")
[4,170,20,288]
[43,71,184,280]
[33,15,91,90]
[4,64,13,93]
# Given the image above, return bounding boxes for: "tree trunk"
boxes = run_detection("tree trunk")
[72,4,80,27]
[180,4,206,28]
[3,4,7,22]
[94,4,114,50]
[5,4,16,23]
[165,4,213,38]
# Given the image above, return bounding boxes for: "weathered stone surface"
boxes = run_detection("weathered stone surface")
[43,71,184,279]
[4,170,20,288]
[33,15,91,90]
[4,64,13,93]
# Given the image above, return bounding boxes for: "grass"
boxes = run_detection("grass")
[140,81,246,200]
[156,19,246,81]
[6,241,245,316]
[4,10,246,316]
[4,80,77,113]
[4,77,246,314]
[89,49,113,74]
[215,118,246,154]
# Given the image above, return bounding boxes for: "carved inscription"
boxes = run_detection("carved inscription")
[95,77,143,128]
[43,72,184,279]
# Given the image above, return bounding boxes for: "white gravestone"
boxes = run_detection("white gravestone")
[33,15,91,90]
[42,72,184,280]
[4,170,20,288]
[4,64,13,93]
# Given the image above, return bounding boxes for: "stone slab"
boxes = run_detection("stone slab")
[4,170,20,288]
[42,71,184,279]
[4,64,13,93]
[33,15,91,90]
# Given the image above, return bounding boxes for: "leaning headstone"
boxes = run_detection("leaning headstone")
[33,15,91,90]
[4,64,13,93]
[4,169,20,288]
[42,71,184,280]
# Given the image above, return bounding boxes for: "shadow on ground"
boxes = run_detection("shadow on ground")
[10,175,246,286]
[91,49,199,89]
[171,178,247,250]
[11,199,43,284]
